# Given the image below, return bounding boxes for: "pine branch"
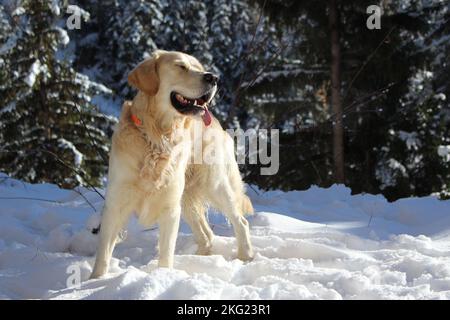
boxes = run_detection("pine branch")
[342,26,396,102]
[226,0,268,125]
[38,148,105,200]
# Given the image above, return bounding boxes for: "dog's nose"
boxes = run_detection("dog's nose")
[203,72,219,85]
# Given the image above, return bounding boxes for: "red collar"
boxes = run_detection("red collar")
[131,114,142,126]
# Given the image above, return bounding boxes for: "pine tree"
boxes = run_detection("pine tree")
[376,69,450,199]
[376,0,450,199]
[74,0,259,123]
[0,3,11,94]
[206,0,255,122]
[158,0,212,66]
[246,0,443,199]
[90,0,164,98]
[0,0,113,188]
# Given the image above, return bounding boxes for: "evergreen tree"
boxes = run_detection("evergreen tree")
[2,0,444,200]
[376,1,450,199]
[74,0,259,123]
[76,0,164,98]
[245,0,449,199]
[159,0,212,67]
[206,0,256,122]
[0,3,11,93]
[0,0,113,188]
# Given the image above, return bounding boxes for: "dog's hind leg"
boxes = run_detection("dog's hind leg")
[90,192,133,279]
[208,181,254,261]
[182,197,214,255]
[197,211,214,254]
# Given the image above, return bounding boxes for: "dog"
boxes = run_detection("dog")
[90,50,254,278]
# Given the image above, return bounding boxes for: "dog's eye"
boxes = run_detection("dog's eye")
[178,64,188,71]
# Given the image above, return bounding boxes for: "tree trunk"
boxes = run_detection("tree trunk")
[329,0,345,183]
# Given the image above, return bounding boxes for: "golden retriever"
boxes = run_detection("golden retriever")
[91,50,254,278]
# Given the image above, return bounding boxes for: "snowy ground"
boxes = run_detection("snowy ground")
[1,173,450,300]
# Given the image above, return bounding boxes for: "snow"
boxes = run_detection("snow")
[24,59,41,87]
[434,93,446,101]
[1,173,450,300]
[51,0,60,16]
[388,158,408,177]
[57,138,83,167]
[11,6,25,16]
[398,131,420,151]
[438,145,450,162]
[242,67,325,87]
[90,95,121,118]
[0,33,19,56]
[54,26,69,46]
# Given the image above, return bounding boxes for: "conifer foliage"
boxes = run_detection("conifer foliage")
[0,0,113,188]
[0,0,449,200]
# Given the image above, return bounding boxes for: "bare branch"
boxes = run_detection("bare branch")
[0,196,62,204]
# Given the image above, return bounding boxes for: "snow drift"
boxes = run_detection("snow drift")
[1,173,450,299]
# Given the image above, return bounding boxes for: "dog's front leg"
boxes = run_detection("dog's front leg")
[157,205,181,268]
[90,190,133,279]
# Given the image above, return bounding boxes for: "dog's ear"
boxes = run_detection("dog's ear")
[128,54,160,96]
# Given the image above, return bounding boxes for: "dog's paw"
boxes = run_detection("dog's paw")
[89,269,105,279]
[90,262,108,279]
[196,246,212,256]
[237,249,254,262]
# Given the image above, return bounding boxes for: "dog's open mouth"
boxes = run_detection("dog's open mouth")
[170,91,213,126]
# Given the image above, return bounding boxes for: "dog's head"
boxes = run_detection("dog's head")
[128,50,218,126]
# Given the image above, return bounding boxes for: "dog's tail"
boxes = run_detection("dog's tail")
[241,194,254,216]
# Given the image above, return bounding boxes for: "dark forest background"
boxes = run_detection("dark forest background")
[0,0,449,201]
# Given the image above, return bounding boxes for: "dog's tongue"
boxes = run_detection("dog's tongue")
[202,107,212,126]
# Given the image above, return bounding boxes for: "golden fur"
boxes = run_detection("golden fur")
[91,50,254,278]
